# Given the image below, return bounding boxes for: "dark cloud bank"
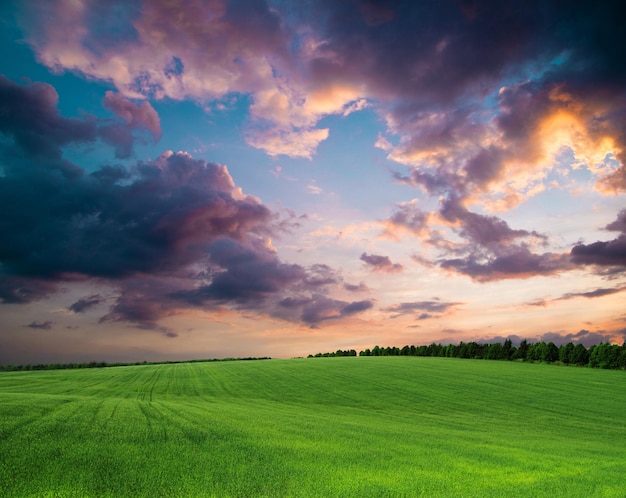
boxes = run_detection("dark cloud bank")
[0,76,372,331]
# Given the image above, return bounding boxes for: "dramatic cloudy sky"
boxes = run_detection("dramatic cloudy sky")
[1,0,625,364]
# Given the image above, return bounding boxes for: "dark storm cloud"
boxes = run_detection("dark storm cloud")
[167,239,372,326]
[173,238,307,306]
[0,276,58,304]
[360,253,403,273]
[0,142,274,281]
[301,0,558,103]
[0,76,373,328]
[0,75,96,150]
[0,76,162,164]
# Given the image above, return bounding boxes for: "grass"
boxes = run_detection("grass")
[0,357,625,497]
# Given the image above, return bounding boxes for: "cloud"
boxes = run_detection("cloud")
[103,91,162,141]
[307,184,323,195]
[26,321,53,330]
[360,252,403,273]
[538,330,619,348]
[570,210,626,270]
[342,98,369,116]
[557,286,626,301]
[383,201,431,239]
[246,126,330,159]
[0,75,96,173]
[0,276,58,304]
[384,299,461,319]
[0,75,158,163]
[0,76,372,330]
[279,295,374,326]
[19,0,626,174]
[9,0,626,337]
[439,247,571,282]
[526,285,626,307]
[383,195,570,282]
[68,294,105,313]
[344,282,370,293]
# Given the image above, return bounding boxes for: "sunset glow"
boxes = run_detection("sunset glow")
[0,0,624,364]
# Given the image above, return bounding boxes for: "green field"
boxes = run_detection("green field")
[1,357,624,497]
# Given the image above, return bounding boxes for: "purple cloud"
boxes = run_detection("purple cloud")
[360,253,403,273]
[68,295,105,313]
[280,295,373,326]
[344,282,370,293]
[538,330,620,348]
[0,75,96,175]
[0,76,373,330]
[103,91,162,141]
[384,299,461,319]
[439,247,571,282]
[571,210,626,269]
[26,321,53,330]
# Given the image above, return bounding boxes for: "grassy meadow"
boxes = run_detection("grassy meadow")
[0,357,625,497]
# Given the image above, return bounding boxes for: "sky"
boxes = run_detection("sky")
[1,0,625,364]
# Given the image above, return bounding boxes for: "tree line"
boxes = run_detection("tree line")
[308,340,626,370]
[0,356,271,372]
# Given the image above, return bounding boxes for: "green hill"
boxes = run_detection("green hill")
[1,357,624,497]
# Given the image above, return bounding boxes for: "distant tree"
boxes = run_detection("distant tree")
[571,343,589,366]
[486,343,505,360]
[518,339,529,360]
[527,342,544,362]
[619,343,626,370]
[559,343,575,364]
[590,343,621,369]
[542,342,559,363]
[502,339,513,360]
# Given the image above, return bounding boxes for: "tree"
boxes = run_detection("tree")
[571,343,589,366]
[518,339,529,360]
[486,342,505,360]
[559,343,575,364]
[503,338,515,360]
[542,342,559,363]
